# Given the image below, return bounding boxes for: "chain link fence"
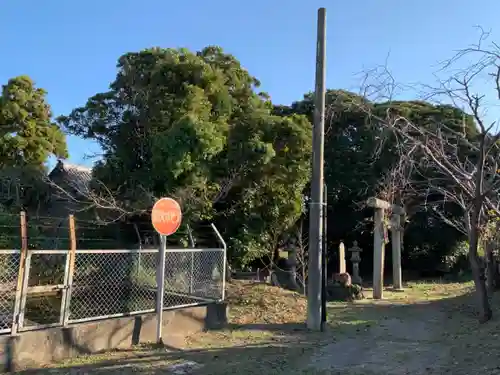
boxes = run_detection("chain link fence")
[0,251,20,333]
[68,250,158,323]
[20,251,68,330]
[0,210,226,335]
[0,246,226,332]
[10,247,226,329]
[163,249,225,308]
[66,248,225,322]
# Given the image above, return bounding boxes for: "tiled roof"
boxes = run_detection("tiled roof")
[49,160,93,196]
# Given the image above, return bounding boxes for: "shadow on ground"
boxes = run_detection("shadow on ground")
[15,341,322,375]
[16,289,500,375]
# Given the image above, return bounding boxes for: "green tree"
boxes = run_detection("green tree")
[0,76,68,210]
[0,76,68,167]
[282,90,472,274]
[58,46,311,266]
[215,114,311,265]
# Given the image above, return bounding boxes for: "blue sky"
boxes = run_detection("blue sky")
[1,0,499,169]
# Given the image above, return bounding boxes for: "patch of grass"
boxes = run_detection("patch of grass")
[385,279,474,301]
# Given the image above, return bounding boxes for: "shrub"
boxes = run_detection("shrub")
[442,241,470,274]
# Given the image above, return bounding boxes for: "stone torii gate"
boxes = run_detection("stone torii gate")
[366,197,405,299]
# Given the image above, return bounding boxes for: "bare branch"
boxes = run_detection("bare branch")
[344,29,500,244]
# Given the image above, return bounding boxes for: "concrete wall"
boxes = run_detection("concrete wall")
[0,303,227,372]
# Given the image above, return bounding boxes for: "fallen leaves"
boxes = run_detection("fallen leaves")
[225,281,307,325]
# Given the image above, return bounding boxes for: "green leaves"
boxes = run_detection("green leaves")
[0,76,68,167]
[0,76,68,210]
[58,46,312,265]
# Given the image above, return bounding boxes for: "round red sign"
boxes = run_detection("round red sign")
[151,198,182,236]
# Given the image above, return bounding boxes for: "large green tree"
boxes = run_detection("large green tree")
[0,76,67,167]
[0,76,68,210]
[58,46,312,265]
[281,90,474,273]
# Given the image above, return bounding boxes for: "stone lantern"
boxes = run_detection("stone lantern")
[348,241,363,285]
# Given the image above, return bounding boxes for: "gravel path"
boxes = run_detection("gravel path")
[16,282,497,375]
[14,307,462,375]
[308,315,449,375]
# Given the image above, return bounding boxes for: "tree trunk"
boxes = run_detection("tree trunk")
[273,246,280,263]
[288,247,299,291]
[495,262,500,291]
[466,132,492,322]
[485,242,496,296]
[225,260,232,282]
[469,243,492,323]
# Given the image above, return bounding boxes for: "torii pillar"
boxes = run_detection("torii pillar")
[366,197,405,299]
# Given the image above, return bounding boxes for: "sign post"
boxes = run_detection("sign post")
[156,235,167,345]
[151,197,182,344]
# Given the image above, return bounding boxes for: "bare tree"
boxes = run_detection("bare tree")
[349,30,500,322]
[43,174,147,223]
[43,160,249,227]
[294,218,309,295]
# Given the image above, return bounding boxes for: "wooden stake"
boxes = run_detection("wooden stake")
[62,215,77,326]
[11,211,28,335]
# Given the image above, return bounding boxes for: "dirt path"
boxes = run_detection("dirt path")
[20,305,459,375]
[16,281,500,375]
[308,306,449,374]
[304,288,500,375]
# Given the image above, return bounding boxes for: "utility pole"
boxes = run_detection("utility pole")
[307,7,327,331]
[321,183,328,331]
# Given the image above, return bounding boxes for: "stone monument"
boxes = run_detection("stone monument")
[348,241,363,285]
[338,241,346,273]
[366,197,404,299]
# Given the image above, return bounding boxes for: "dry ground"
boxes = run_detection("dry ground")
[17,280,500,374]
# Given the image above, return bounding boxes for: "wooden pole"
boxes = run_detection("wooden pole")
[69,215,76,254]
[62,215,77,326]
[11,211,28,335]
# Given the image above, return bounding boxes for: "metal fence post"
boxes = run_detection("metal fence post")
[189,252,194,295]
[210,224,226,300]
[133,223,142,274]
[187,225,195,295]
[17,251,32,331]
[11,212,28,335]
[155,235,167,344]
[61,215,77,326]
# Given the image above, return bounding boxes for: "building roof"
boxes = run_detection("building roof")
[48,160,93,196]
